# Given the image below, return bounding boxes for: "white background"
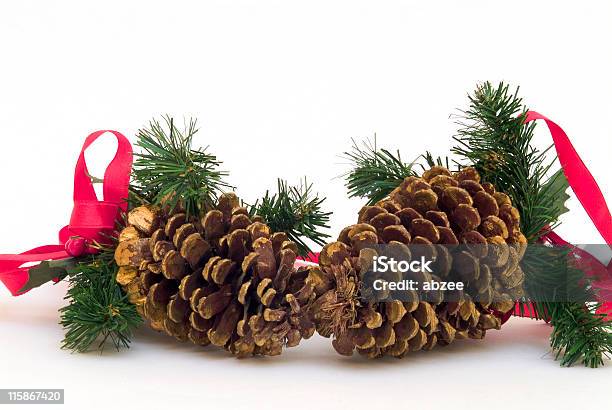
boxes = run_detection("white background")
[0,1,611,409]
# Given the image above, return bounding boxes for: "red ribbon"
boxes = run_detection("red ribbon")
[512,111,612,318]
[0,131,133,296]
[526,111,612,244]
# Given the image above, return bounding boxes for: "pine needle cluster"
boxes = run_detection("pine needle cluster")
[59,255,142,353]
[342,137,416,205]
[547,302,612,367]
[453,82,569,240]
[131,116,232,216]
[251,179,331,257]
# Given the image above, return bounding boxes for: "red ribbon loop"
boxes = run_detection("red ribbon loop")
[0,130,133,296]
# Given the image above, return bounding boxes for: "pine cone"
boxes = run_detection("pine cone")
[309,166,527,358]
[114,193,316,357]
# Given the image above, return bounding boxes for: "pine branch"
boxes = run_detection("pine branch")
[453,81,612,367]
[342,137,416,205]
[516,248,612,367]
[547,302,612,367]
[132,116,233,217]
[59,258,142,353]
[520,299,612,367]
[250,179,331,257]
[452,82,568,240]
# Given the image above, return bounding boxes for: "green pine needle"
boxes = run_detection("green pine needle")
[547,303,612,368]
[251,179,331,257]
[59,259,142,353]
[518,300,612,367]
[454,81,612,367]
[452,82,569,240]
[421,151,452,171]
[132,116,232,217]
[342,137,416,205]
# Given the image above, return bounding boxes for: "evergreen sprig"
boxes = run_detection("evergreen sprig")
[342,137,416,205]
[452,82,569,240]
[547,302,612,367]
[132,116,232,217]
[251,179,331,257]
[453,81,612,367]
[59,258,142,353]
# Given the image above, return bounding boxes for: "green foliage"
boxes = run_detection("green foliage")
[342,137,416,205]
[520,300,612,367]
[251,179,331,257]
[132,116,232,217]
[454,81,612,367]
[452,82,569,240]
[547,303,612,368]
[59,258,142,353]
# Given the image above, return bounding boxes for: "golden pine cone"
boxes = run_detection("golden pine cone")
[309,166,527,358]
[114,193,316,357]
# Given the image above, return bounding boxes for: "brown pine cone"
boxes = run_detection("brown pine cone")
[308,166,527,358]
[114,193,316,357]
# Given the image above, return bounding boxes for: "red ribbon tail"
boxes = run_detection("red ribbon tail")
[0,268,30,296]
[0,247,70,296]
